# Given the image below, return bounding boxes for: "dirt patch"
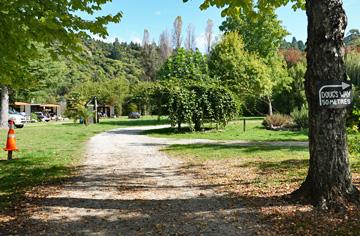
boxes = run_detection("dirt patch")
[0,126,264,235]
[182,158,360,236]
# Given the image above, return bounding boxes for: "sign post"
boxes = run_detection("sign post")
[317,81,352,109]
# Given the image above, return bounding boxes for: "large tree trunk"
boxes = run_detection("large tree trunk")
[1,86,9,128]
[292,0,359,209]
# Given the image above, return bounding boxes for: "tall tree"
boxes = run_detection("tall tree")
[159,30,172,62]
[142,29,150,47]
[219,10,290,115]
[208,32,273,108]
[219,10,288,59]
[141,42,161,81]
[172,16,183,49]
[187,0,359,209]
[0,0,121,128]
[205,19,214,54]
[185,24,196,51]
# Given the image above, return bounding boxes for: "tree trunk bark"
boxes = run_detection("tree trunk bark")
[1,86,9,128]
[292,0,359,209]
[267,96,273,116]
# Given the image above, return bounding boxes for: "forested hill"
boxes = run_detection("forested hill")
[13,38,158,105]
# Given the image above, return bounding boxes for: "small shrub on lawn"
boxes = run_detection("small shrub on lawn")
[262,113,294,130]
[291,105,309,129]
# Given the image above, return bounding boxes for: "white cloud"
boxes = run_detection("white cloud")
[195,33,206,52]
[132,37,142,44]
[92,35,123,44]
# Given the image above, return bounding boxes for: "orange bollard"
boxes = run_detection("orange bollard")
[4,120,18,160]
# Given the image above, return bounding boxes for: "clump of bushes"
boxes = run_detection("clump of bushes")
[262,113,294,130]
[291,105,309,129]
[348,134,360,157]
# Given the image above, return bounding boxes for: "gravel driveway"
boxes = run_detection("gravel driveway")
[11,125,264,236]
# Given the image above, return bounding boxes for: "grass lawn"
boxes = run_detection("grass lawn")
[162,133,360,235]
[0,116,168,210]
[144,119,309,141]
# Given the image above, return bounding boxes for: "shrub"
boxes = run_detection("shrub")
[31,113,39,122]
[149,79,238,131]
[127,103,138,113]
[291,105,309,129]
[262,113,294,130]
[348,135,360,157]
[347,87,360,131]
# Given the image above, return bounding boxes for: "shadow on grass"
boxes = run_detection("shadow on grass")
[0,157,77,210]
[0,158,358,235]
[61,118,170,128]
[142,126,215,135]
[143,125,309,141]
[1,162,357,236]
[99,118,170,127]
[165,143,308,152]
[165,144,309,183]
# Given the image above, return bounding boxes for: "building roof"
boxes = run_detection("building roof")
[14,102,30,106]
[41,104,60,108]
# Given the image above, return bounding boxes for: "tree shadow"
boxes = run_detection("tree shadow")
[0,158,78,210]
[60,118,170,127]
[99,118,170,127]
[0,164,267,235]
[165,143,308,153]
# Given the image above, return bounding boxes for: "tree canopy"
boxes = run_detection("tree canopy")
[0,0,122,85]
[219,10,288,58]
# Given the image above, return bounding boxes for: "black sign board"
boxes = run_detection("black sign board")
[317,81,352,108]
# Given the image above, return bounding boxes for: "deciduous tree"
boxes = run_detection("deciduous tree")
[0,0,121,127]
[185,24,196,51]
[219,10,288,59]
[205,19,214,54]
[172,16,183,49]
[186,0,359,209]
[159,30,172,62]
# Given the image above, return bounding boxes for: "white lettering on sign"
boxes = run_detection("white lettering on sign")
[318,82,352,108]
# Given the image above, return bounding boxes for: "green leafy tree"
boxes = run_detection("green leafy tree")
[158,48,208,81]
[141,42,162,81]
[208,32,274,113]
[67,77,129,116]
[273,60,307,113]
[0,0,122,127]
[219,10,288,58]
[187,0,358,209]
[154,47,238,131]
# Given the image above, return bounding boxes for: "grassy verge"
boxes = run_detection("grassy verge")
[144,119,309,141]
[0,116,168,210]
[162,133,360,235]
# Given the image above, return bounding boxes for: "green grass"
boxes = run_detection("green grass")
[0,116,168,210]
[163,140,360,187]
[144,119,309,141]
[164,144,309,161]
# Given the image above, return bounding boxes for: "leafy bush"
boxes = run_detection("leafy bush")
[127,103,138,113]
[348,135,360,157]
[291,105,309,129]
[347,87,360,131]
[346,51,360,87]
[149,80,238,131]
[262,113,294,130]
[31,113,39,122]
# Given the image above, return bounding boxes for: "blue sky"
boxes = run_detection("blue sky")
[92,0,360,50]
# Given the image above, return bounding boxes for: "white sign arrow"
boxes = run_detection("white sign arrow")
[319,82,351,106]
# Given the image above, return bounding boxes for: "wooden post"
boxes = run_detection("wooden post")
[243,119,246,132]
[8,151,12,161]
[94,96,99,124]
